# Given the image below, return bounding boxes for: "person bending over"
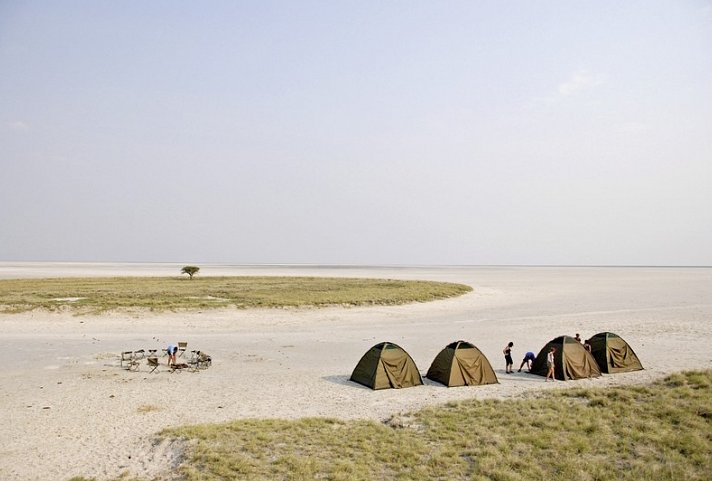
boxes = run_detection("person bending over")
[166,344,178,366]
[518,351,535,372]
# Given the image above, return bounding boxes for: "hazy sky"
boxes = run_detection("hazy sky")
[1,1,711,265]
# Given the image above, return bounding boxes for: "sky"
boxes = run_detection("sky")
[1,1,711,266]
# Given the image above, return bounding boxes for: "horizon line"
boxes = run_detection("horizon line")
[0,260,710,269]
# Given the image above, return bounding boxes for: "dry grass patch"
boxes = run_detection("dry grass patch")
[0,276,472,313]
[69,371,712,481]
[136,404,162,414]
[153,370,712,481]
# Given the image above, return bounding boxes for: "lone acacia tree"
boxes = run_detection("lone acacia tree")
[181,265,200,280]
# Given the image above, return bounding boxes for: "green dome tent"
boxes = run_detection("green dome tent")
[350,342,423,390]
[530,335,601,381]
[426,340,498,387]
[587,332,643,373]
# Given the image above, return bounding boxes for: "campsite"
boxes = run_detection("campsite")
[1,263,711,481]
[3,1,710,479]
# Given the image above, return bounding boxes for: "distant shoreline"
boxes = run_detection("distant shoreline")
[1,261,709,269]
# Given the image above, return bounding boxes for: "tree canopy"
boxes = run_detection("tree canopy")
[181,266,200,279]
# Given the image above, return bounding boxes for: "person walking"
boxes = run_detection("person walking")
[545,347,556,381]
[503,341,514,373]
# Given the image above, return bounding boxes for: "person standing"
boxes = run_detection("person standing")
[503,341,514,373]
[545,347,556,381]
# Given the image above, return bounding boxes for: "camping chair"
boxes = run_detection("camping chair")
[197,351,212,369]
[186,350,211,370]
[120,351,133,368]
[121,351,139,371]
[187,350,200,369]
[177,341,188,357]
[147,357,159,373]
[133,349,146,360]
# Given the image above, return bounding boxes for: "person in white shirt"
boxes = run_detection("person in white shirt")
[545,347,556,381]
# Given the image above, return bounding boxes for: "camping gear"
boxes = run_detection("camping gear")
[350,342,423,390]
[587,332,643,373]
[120,351,136,370]
[170,363,191,372]
[427,340,498,387]
[188,350,212,370]
[530,335,601,380]
[147,357,159,373]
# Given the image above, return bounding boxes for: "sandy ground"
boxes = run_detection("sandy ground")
[1,263,711,481]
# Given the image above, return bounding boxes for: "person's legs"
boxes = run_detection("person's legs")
[518,359,526,372]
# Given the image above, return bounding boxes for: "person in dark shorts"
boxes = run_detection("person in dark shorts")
[518,351,536,372]
[503,341,514,373]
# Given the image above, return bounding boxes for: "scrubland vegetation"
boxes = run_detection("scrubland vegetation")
[70,370,712,481]
[0,276,472,313]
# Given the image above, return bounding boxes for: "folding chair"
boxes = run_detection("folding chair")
[121,351,134,369]
[133,349,146,360]
[187,350,198,365]
[147,357,159,373]
[187,352,199,371]
[177,341,188,357]
[197,351,212,369]
[121,351,139,371]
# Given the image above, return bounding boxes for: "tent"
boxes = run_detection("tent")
[530,335,601,380]
[350,342,423,390]
[426,340,498,387]
[587,332,643,373]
